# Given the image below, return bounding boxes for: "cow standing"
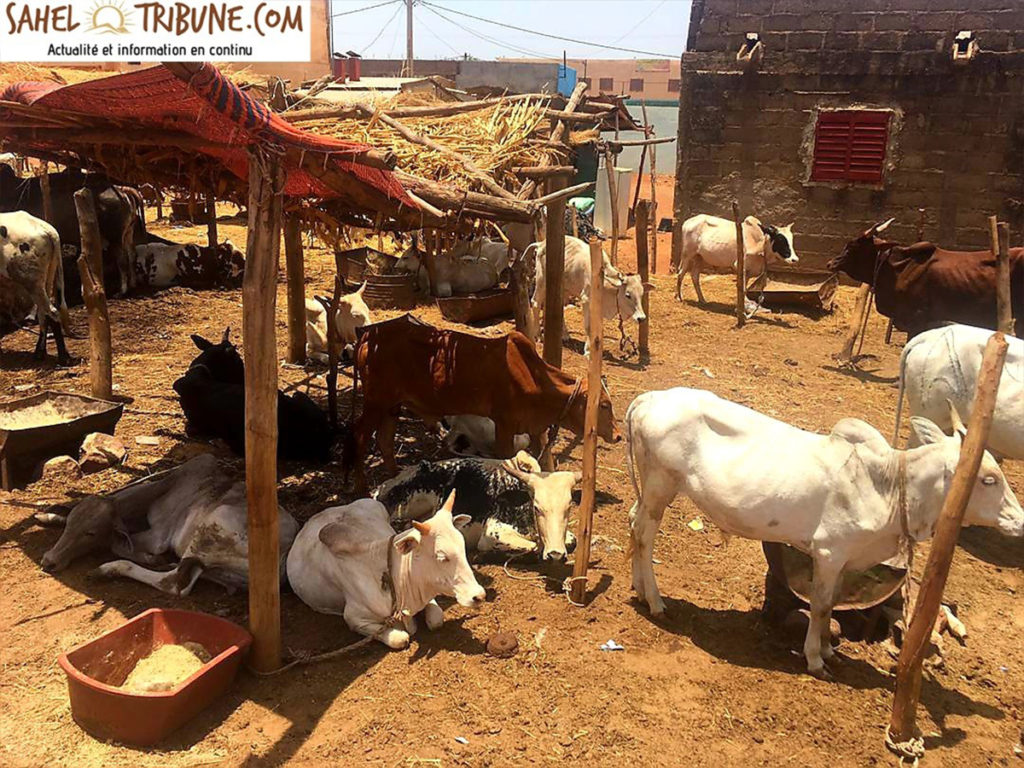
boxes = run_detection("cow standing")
[673,215,798,303]
[828,219,1024,338]
[625,387,1023,679]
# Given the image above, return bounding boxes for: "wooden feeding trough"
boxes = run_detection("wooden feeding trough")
[746,270,839,313]
[336,245,394,285]
[0,391,123,490]
[58,608,251,746]
[437,287,514,324]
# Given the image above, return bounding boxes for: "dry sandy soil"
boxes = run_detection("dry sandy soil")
[1,180,1022,768]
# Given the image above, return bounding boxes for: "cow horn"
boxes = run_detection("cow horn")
[439,488,457,514]
[221,326,231,344]
[947,399,967,436]
[864,218,896,237]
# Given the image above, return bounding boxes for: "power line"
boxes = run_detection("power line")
[421,1,678,58]
[611,0,668,45]
[332,0,400,19]
[360,0,405,53]
[415,13,462,56]
[422,3,559,61]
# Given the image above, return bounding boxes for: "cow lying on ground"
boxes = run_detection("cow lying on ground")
[673,215,798,303]
[0,210,71,365]
[441,415,530,458]
[374,452,580,561]
[174,329,333,462]
[625,387,1023,679]
[346,314,621,490]
[40,454,299,594]
[828,219,1024,338]
[395,238,510,297]
[531,236,652,357]
[286,491,486,649]
[894,324,1024,460]
[305,282,373,363]
[133,240,245,290]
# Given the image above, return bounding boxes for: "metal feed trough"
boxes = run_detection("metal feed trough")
[746,270,840,313]
[0,391,123,489]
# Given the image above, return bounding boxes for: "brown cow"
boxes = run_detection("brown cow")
[828,219,1024,338]
[346,315,621,489]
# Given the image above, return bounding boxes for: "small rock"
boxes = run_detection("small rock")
[80,433,127,473]
[784,358,798,367]
[40,455,82,482]
[487,632,518,658]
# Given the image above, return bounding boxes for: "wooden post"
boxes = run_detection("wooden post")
[603,146,620,267]
[284,217,306,364]
[40,165,54,222]
[888,333,1009,750]
[510,246,534,339]
[732,201,746,328]
[636,200,651,359]
[989,216,1014,335]
[570,207,579,239]
[543,175,567,370]
[206,194,218,248]
[74,189,112,399]
[243,149,284,673]
[569,238,604,606]
[321,276,344,430]
[838,284,872,363]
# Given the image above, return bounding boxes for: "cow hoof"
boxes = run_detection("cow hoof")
[381,629,410,650]
[90,563,122,581]
[808,664,834,682]
[424,603,444,631]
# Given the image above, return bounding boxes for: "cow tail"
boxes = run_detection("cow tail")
[624,397,641,563]
[892,338,913,448]
[50,230,71,334]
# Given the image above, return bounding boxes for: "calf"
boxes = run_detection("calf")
[531,236,652,356]
[395,238,510,297]
[374,452,580,561]
[0,210,71,365]
[286,491,486,649]
[40,454,299,594]
[134,240,245,290]
[305,282,373,363]
[626,387,1023,678]
[894,324,1024,460]
[174,330,333,462]
[441,415,530,458]
[673,214,798,302]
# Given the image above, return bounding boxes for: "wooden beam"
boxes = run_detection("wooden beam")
[284,216,306,365]
[636,200,651,359]
[511,165,576,178]
[532,181,594,207]
[73,189,112,399]
[989,216,1014,335]
[603,146,620,266]
[543,176,567,372]
[733,201,746,328]
[643,100,659,276]
[519,81,588,200]
[243,149,284,673]
[394,171,537,224]
[569,237,604,606]
[606,136,676,150]
[284,93,552,122]
[888,332,1009,752]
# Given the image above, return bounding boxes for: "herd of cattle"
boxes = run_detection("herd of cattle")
[2,160,1023,677]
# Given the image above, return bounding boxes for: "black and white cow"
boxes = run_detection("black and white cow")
[134,240,245,290]
[373,452,580,561]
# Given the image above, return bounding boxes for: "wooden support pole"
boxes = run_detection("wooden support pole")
[243,149,284,673]
[636,200,651,359]
[732,201,746,328]
[543,176,567,370]
[838,284,872,363]
[206,194,218,248]
[510,247,534,338]
[570,207,579,239]
[74,189,112,399]
[989,216,1014,335]
[604,147,620,266]
[569,238,604,607]
[40,165,54,222]
[321,276,344,431]
[284,216,306,365]
[888,332,1009,750]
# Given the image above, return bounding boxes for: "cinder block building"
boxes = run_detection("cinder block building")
[672,0,1024,270]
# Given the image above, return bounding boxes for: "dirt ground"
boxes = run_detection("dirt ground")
[1,178,1023,768]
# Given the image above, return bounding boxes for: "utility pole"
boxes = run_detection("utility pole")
[405,0,414,76]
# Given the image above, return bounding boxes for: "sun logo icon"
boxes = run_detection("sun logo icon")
[87,0,133,35]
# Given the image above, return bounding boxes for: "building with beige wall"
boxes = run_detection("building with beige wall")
[503,58,681,103]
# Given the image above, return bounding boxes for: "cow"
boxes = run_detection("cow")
[134,240,245,290]
[305,282,373,363]
[828,219,1024,338]
[0,210,72,365]
[373,452,581,561]
[441,415,530,458]
[39,454,299,595]
[0,164,143,298]
[395,238,510,297]
[174,329,333,462]
[673,215,798,303]
[530,236,652,357]
[625,387,1023,679]
[894,324,1024,460]
[286,491,486,649]
[346,314,622,490]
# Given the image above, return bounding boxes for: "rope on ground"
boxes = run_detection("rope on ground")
[246,635,375,677]
[885,725,925,767]
[501,552,588,607]
[562,575,587,607]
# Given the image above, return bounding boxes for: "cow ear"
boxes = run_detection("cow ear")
[572,471,583,485]
[395,528,422,554]
[643,282,657,291]
[452,514,472,530]
[910,417,947,446]
[0,226,7,239]
[191,334,213,351]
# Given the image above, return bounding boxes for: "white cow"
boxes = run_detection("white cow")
[674,215,798,302]
[531,235,652,357]
[395,238,510,297]
[441,415,530,458]
[40,454,299,595]
[305,282,374,362]
[286,491,486,649]
[895,324,1024,460]
[625,387,1023,678]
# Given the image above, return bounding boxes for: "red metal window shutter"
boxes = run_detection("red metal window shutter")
[811,110,890,184]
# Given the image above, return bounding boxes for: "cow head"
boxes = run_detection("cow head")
[609,271,654,324]
[911,406,1024,537]
[189,327,245,384]
[827,218,895,283]
[217,240,245,286]
[394,244,423,275]
[40,496,123,572]
[758,223,799,265]
[564,378,622,444]
[505,464,581,561]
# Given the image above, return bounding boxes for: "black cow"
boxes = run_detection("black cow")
[174,329,333,462]
[0,164,144,300]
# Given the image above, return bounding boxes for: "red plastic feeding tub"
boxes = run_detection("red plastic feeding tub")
[58,608,252,746]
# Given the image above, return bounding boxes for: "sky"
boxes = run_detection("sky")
[329,0,692,62]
